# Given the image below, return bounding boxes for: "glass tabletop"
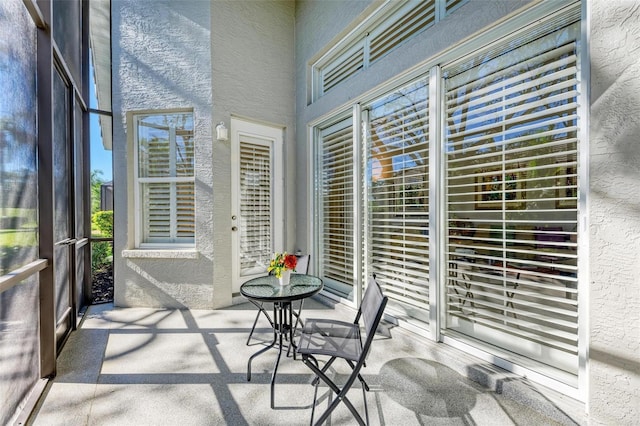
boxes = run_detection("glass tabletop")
[240,274,323,303]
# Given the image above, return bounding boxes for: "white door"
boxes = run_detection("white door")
[231,118,284,294]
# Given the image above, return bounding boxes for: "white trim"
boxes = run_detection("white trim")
[577,0,590,406]
[442,334,582,401]
[131,110,195,248]
[230,117,284,294]
[352,103,363,307]
[428,64,443,339]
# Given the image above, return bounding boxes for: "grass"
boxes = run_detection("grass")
[0,228,38,247]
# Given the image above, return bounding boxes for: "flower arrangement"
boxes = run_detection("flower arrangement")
[268,252,298,278]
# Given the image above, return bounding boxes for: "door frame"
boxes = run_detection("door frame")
[230,117,284,294]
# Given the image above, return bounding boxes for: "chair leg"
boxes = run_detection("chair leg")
[287,300,306,357]
[306,355,321,426]
[311,356,337,386]
[247,301,273,345]
[292,299,305,329]
[302,356,366,426]
[346,359,369,392]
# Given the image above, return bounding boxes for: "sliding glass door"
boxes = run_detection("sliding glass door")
[443,16,581,380]
[313,1,583,388]
[316,118,356,300]
[364,78,430,324]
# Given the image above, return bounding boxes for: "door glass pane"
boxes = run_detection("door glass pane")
[318,120,355,299]
[75,100,87,307]
[366,78,430,323]
[239,138,272,276]
[53,68,71,324]
[444,18,580,381]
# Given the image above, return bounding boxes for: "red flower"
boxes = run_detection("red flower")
[283,254,298,270]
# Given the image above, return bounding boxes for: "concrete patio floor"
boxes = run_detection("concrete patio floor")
[28,297,585,425]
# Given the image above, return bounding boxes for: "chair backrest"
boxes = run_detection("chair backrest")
[359,276,388,345]
[294,254,310,274]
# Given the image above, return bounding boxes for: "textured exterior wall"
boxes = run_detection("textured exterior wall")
[112,0,295,308]
[210,0,295,305]
[112,0,215,308]
[588,1,640,423]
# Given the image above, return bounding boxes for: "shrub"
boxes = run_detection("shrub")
[91,241,113,271]
[92,210,113,237]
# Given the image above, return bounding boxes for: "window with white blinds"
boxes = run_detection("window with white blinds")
[318,120,355,298]
[367,1,436,64]
[313,0,468,100]
[135,112,195,246]
[321,44,365,94]
[239,140,273,276]
[366,78,430,323]
[444,16,580,377]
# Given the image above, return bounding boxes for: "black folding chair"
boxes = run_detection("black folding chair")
[246,254,310,345]
[297,276,388,425]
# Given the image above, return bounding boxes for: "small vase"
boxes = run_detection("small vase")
[278,269,291,286]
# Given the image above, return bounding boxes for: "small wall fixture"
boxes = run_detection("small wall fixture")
[216,121,228,141]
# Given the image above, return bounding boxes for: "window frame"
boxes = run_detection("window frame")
[310,0,469,101]
[310,0,586,401]
[132,109,195,249]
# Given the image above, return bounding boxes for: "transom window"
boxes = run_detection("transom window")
[311,0,469,101]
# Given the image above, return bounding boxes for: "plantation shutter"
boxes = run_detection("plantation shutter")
[366,78,430,323]
[137,113,194,245]
[315,0,469,99]
[443,12,580,378]
[319,120,355,295]
[321,43,365,94]
[368,0,436,64]
[239,139,273,276]
[445,0,467,15]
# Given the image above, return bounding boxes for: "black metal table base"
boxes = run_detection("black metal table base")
[247,300,296,408]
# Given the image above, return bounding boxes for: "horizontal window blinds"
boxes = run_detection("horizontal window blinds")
[319,121,355,290]
[239,140,272,276]
[322,44,365,93]
[368,0,436,64]
[137,113,195,245]
[315,0,468,99]
[444,19,580,376]
[366,79,430,321]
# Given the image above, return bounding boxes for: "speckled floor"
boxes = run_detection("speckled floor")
[29,299,584,426]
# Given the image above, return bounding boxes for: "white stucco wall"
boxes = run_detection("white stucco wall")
[112,0,295,309]
[588,1,640,423]
[211,0,296,305]
[112,0,214,309]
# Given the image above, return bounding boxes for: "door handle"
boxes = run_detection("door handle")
[55,238,78,246]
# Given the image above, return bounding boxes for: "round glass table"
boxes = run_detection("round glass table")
[241,274,323,408]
